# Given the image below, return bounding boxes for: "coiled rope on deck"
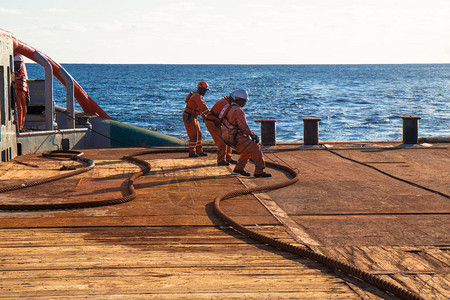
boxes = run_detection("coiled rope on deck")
[0,150,150,211]
[0,150,94,195]
[213,160,423,300]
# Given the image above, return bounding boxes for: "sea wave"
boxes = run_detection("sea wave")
[27,64,450,142]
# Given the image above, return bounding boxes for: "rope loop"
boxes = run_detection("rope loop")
[213,159,423,300]
[0,150,150,211]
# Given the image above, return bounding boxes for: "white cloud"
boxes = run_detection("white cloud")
[0,7,21,15]
[33,23,90,33]
[45,8,68,13]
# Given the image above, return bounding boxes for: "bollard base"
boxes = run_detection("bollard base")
[303,118,321,146]
[255,119,276,146]
[401,116,421,145]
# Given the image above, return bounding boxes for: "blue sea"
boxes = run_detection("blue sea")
[26,64,450,143]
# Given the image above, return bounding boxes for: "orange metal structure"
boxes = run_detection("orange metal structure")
[1,28,110,119]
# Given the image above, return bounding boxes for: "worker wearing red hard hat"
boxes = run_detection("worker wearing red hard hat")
[182,81,210,157]
[221,89,271,177]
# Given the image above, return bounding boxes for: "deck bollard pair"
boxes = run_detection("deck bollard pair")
[301,117,422,145]
[254,118,322,146]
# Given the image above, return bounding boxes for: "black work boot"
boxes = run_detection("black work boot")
[217,161,230,166]
[254,172,272,178]
[233,169,251,176]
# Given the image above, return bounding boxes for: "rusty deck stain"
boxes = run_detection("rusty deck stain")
[0,143,448,299]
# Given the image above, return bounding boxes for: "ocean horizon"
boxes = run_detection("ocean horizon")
[26,63,450,143]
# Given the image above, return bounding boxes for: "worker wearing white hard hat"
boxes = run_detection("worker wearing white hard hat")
[220,89,271,177]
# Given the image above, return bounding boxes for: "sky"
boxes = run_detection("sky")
[1,0,449,64]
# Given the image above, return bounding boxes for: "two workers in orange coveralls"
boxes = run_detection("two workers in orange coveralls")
[182,82,271,178]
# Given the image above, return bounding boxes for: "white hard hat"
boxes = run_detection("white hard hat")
[14,55,23,62]
[230,89,249,101]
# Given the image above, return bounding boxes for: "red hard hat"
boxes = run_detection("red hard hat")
[197,81,209,90]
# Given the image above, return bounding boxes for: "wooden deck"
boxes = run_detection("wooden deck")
[0,143,448,299]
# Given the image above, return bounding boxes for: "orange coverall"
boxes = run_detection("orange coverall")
[182,91,209,155]
[204,96,233,163]
[14,56,30,130]
[221,103,266,175]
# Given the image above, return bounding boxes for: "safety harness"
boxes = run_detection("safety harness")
[204,97,232,128]
[183,91,208,123]
[221,103,243,146]
[183,92,198,116]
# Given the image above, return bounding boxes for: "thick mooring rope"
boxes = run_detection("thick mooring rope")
[0,150,150,211]
[213,160,423,300]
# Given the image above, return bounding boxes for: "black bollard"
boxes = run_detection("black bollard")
[401,116,421,144]
[255,119,276,146]
[303,118,321,145]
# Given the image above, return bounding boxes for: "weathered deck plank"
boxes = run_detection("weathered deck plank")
[0,144,448,299]
[0,227,357,299]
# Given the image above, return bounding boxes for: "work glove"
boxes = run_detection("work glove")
[249,132,259,144]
